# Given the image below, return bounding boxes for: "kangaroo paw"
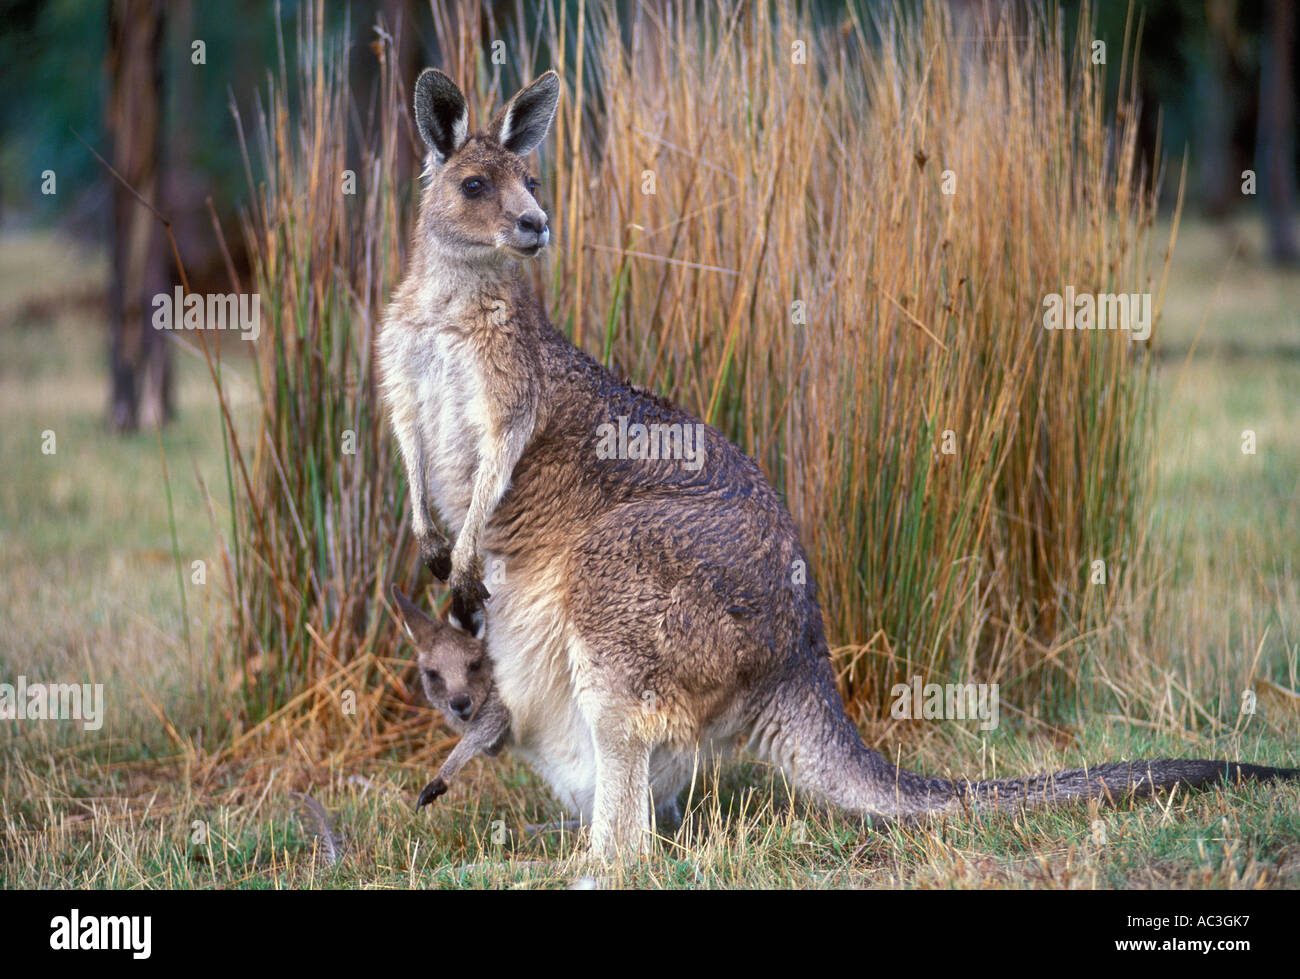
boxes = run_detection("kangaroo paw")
[419,535,453,581]
[449,568,490,627]
[416,778,448,808]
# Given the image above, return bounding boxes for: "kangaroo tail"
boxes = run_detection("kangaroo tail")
[749,653,1299,820]
[916,758,1299,816]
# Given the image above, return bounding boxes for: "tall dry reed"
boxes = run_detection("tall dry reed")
[208,0,1169,747]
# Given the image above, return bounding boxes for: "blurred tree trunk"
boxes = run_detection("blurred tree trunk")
[1200,0,1235,217]
[1259,0,1298,264]
[105,0,172,431]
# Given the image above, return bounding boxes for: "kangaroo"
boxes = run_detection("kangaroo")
[378,68,1299,860]
[391,586,511,807]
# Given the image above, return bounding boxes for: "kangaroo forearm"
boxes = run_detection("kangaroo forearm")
[452,422,531,569]
[390,404,433,537]
[451,474,496,567]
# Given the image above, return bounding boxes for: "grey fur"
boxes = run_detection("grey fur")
[380,70,1299,861]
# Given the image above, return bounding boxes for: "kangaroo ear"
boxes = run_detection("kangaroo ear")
[391,586,442,648]
[493,70,560,156]
[414,69,469,162]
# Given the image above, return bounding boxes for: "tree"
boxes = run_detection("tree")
[1259,0,1298,264]
[105,0,172,431]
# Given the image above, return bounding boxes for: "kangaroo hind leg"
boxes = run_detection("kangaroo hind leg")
[583,702,654,863]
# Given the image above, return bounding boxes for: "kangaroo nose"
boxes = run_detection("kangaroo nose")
[449,695,473,718]
[517,211,547,235]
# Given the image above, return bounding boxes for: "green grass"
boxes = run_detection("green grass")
[3,703,1297,888]
[1151,216,1300,700]
[3,236,232,752]
[2,213,1299,886]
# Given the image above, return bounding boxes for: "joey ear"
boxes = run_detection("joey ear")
[493,70,560,156]
[414,68,469,161]
[390,586,442,648]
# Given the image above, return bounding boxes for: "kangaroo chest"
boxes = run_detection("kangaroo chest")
[388,326,490,534]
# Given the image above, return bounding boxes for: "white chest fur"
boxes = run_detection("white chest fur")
[380,325,488,534]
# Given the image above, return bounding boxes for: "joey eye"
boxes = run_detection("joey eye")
[525,176,539,195]
[468,658,484,673]
[423,668,442,685]
[461,177,486,197]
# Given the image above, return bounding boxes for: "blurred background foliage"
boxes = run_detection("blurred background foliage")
[0,2,1294,246]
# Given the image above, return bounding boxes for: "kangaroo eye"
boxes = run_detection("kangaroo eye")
[525,176,539,194]
[468,658,484,673]
[461,177,486,197]
[423,668,442,684]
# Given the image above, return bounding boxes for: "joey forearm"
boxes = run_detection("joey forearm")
[418,697,511,808]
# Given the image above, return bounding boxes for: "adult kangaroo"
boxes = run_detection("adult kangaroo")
[378,68,1298,860]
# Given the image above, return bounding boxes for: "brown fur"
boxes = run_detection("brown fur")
[379,69,1299,860]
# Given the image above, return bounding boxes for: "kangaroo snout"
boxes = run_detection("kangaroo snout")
[517,209,547,236]
[513,208,549,254]
[448,694,474,719]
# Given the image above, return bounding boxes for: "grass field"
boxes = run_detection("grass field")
[1,214,1298,889]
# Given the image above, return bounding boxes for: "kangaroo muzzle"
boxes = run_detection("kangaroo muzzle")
[512,207,549,254]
